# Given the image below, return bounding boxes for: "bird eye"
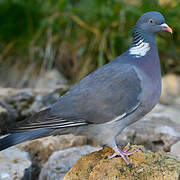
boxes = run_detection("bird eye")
[149,19,154,24]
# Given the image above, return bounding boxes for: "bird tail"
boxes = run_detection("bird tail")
[0,128,53,151]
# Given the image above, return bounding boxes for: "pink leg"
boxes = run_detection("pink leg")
[108,144,140,165]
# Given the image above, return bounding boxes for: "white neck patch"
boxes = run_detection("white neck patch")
[129,40,150,58]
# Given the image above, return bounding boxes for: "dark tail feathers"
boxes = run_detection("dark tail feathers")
[0,128,53,151]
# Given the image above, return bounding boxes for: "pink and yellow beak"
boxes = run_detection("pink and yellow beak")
[160,23,173,33]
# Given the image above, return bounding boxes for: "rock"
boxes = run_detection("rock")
[39,145,101,180]
[151,104,180,124]
[0,106,8,133]
[0,102,17,134]
[0,87,23,97]
[117,105,180,152]
[64,146,180,180]
[5,90,35,118]
[22,160,41,180]
[35,70,68,90]
[174,97,180,106]
[171,141,180,158]
[28,85,69,115]
[4,88,61,118]
[160,74,180,105]
[0,89,42,133]
[18,134,87,165]
[0,87,69,134]
[0,147,31,180]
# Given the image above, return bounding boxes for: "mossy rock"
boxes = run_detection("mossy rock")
[63,146,180,180]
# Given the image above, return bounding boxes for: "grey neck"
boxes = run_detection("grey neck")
[131,27,157,47]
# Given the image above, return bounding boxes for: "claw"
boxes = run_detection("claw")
[107,144,139,165]
[123,143,131,152]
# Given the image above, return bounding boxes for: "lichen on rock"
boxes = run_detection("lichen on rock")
[63,146,180,180]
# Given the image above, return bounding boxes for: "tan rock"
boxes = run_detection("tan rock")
[17,134,87,165]
[64,146,180,180]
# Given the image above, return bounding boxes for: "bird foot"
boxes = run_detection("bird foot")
[108,143,140,165]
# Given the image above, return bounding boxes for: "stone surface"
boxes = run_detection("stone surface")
[39,145,101,180]
[160,74,180,105]
[152,104,180,124]
[171,141,180,158]
[18,134,87,165]
[116,104,180,152]
[0,106,8,133]
[119,115,180,152]
[0,87,69,134]
[64,146,180,180]
[35,70,68,90]
[0,104,17,134]
[0,147,31,180]
[1,102,180,179]
[0,74,179,179]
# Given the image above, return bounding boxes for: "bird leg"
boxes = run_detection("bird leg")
[108,143,139,165]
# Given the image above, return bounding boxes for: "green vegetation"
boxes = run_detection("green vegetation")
[0,0,179,82]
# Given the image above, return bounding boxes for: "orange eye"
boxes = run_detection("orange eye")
[149,19,154,24]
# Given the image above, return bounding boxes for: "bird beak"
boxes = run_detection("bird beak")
[160,23,173,33]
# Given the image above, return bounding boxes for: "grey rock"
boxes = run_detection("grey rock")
[0,134,87,179]
[151,103,180,125]
[0,87,69,134]
[18,134,87,165]
[174,97,180,107]
[160,74,180,105]
[0,102,17,134]
[0,106,10,134]
[6,90,35,118]
[6,88,69,117]
[28,86,69,114]
[22,160,41,180]
[117,105,180,152]
[39,145,101,180]
[0,147,31,180]
[35,70,68,90]
[170,141,180,158]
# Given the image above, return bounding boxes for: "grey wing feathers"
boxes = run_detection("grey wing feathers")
[10,62,142,132]
[10,108,87,132]
[49,62,142,124]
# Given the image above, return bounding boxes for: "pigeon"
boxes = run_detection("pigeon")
[0,11,172,165]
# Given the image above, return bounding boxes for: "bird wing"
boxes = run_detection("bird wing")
[11,61,142,132]
[9,108,88,132]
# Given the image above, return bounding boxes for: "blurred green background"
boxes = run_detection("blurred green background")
[0,0,179,86]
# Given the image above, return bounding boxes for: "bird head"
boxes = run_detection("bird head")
[135,11,172,34]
